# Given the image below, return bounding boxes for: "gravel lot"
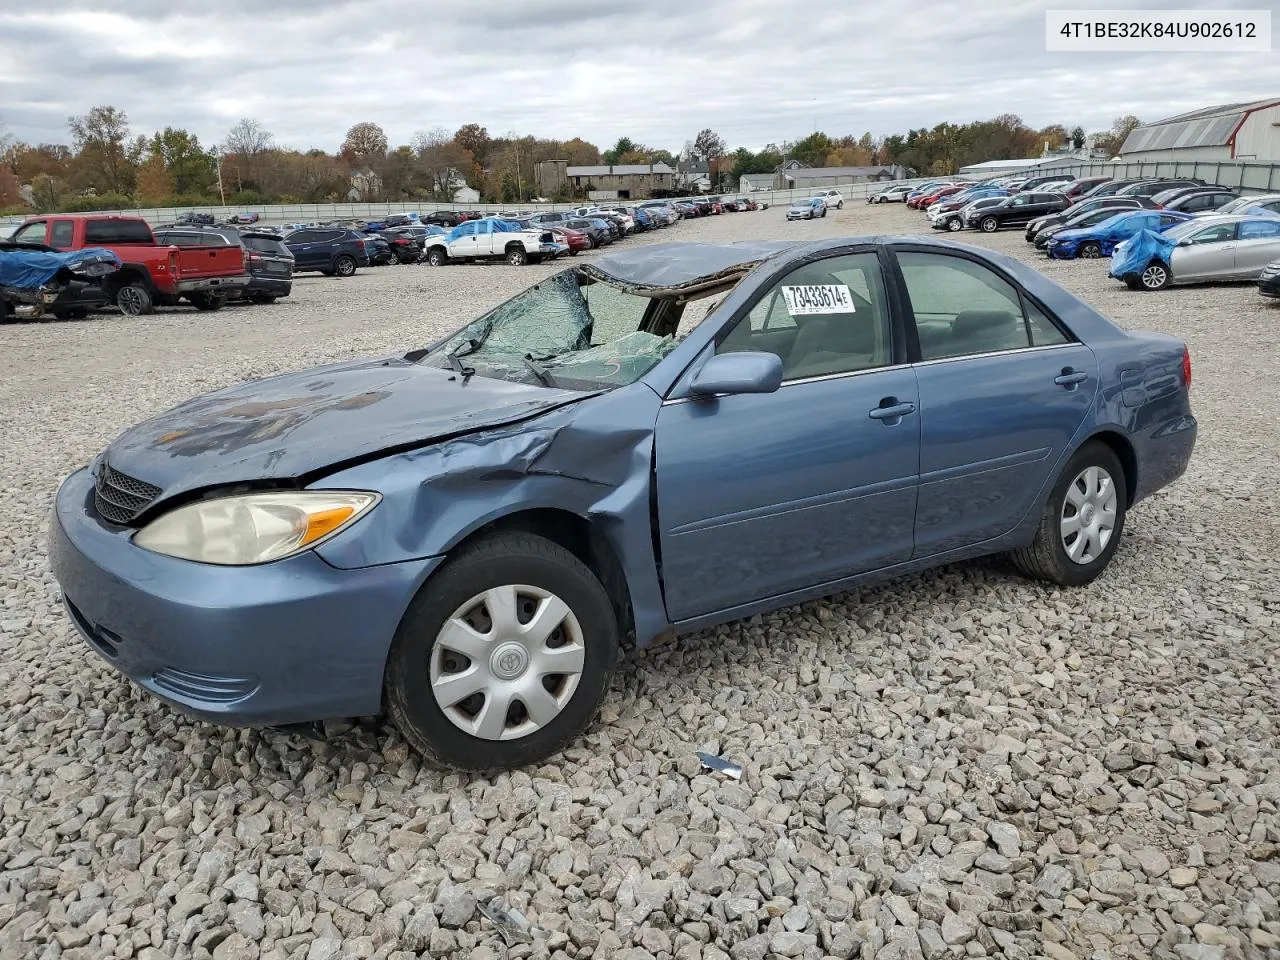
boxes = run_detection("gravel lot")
[2,203,1278,960]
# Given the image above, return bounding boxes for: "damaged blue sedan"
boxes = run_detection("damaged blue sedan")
[50,237,1197,770]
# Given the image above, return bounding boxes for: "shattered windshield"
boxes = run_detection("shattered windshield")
[418,268,712,391]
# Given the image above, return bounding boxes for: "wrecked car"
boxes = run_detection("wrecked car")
[50,237,1196,770]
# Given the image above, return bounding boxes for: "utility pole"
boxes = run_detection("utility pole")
[213,147,226,205]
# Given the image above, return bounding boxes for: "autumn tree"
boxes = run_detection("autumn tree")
[689,128,727,163]
[0,166,21,209]
[68,105,135,194]
[1093,115,1142,156]
[453,124,491,165]
[136,151,173,204]
[340,122,388,166]
[1037,124,1069,151]
[560,137,601,165]
[602,136,636,164]
[149,128,214,196]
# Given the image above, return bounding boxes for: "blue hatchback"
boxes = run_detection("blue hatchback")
[51,238,1196,770]
[1047,210,1192,260]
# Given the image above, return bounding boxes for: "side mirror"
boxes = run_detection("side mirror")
[689,352,783,397]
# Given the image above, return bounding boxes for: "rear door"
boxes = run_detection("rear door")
[1233,219,1280,277]
[892,246,1097,557]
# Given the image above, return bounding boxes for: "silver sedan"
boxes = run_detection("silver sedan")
[1122,214,1280,290]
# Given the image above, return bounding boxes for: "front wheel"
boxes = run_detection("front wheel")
[1079,241,1102,259]
[836,201,843,209]
[384,532,619,771]
[947,218,963,232]
[980,217,999,233]
[506,246,529,266]
[426,247,448,267]
[1140,261,1171,290]
[334,255,357,277]
[1010,442,1126,586]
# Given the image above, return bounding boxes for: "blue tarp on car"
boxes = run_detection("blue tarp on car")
[1108,229,1174,280]
[0,246,120,289]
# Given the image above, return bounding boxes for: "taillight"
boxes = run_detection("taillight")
[1182,346,1192,389]
[243,249,250,270]
[169,247,179,276]
[249,253,263,263]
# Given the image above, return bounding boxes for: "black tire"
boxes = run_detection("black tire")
[1010,441,1127,587]
[189,293,224,311]
[836,201,843,209]
[980,216,1000,233]
[506,245,528,266]
[52,309,88,321]
[947,218,963,232]
[1124,276,1143,291]
[0,300,13,324]
[1139,261,1171,290]
[249,296,277,305]
[568,249,578,257]
[821,208,828,218]
[1079,241,1102,259]
[334,255,357,277]
[115,282,154,316]
[426,247,448,266]
[384,532,619,771]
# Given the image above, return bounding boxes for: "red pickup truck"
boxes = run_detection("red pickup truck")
[10,215,250,314]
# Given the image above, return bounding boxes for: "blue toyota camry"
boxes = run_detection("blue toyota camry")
[51,238,1197,770]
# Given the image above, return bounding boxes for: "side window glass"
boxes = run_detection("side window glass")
[1189,225,1235,244]
[50,221,74,249]
[1240,220,1280,240]
[13,222,46,245]
[717,252,893,381]
[1024,300,1068,346]
[898,252,1033,360]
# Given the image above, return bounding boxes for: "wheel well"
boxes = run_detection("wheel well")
[105,268,150,295]
[505,241,524,251]
[453,509,635,645]
[1088,431,1138,505]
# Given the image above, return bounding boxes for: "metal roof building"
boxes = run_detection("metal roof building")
[957,156,1081,176]
[1119,99,1280,162]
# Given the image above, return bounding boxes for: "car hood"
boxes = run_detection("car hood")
[102,355,589,500]
[1053,227,1095,242]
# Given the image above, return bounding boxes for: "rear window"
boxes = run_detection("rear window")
[242,235,289,255]
[84,219,154,244]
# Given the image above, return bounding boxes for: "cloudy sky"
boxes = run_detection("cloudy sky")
[1,0,1277,154]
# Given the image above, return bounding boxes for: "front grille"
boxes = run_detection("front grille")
[94,462,161,524]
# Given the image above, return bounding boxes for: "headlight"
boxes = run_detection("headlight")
[134,490,379,565]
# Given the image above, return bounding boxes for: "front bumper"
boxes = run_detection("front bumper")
[1259,273,1280,297]
[49,468,439,727]
[1046,242,1078,260]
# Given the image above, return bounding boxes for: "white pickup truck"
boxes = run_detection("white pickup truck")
[422,218,561,266]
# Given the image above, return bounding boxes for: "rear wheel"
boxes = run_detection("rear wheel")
[506,245,529,266]
[189,293,224,311]
[334,255,357,277]
[0,300,13,323]
[116,283,154,316]
[1011,442,1126,586]
[836,201,843,209]
[1140,261,1171,290]
[1079,241,1102,259]
[821,208,827,218]
[384,532,619,771]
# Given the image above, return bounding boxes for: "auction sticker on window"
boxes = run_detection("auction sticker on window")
[781,284,855,315]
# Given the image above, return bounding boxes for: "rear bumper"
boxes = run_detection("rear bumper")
[247,276,292,298]
[176,274,251,295]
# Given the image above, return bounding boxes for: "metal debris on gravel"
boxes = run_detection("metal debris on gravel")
[1,202,1278,960]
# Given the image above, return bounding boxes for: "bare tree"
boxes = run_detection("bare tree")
[413,127,473,199]
[224,117,273,158]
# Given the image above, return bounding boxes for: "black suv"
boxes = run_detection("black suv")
[423,210,466,227]
[239,232,295,302]
[283,227,371,276]
[967,192,1069,232]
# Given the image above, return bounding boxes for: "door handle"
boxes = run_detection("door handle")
[1055,368,1089,388]
[868,399,916,421]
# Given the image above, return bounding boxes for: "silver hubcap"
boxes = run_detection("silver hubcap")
[430,584,585,741]
[949,219,961,231]
[1082,245,1100,258]
[1142,265,1166,288]
[1060,466,1118,564]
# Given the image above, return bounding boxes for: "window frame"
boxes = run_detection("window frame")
[886,244,1078,365]
[1187,223,1238,245]
[709,243,911,385]
[12,221,47,245]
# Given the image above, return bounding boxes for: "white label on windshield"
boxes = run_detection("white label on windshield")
[780,284,855,315]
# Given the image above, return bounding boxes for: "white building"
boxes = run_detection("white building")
[1119,99,1280,163]
[453,186,480,204]
[957,156,1082,177]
